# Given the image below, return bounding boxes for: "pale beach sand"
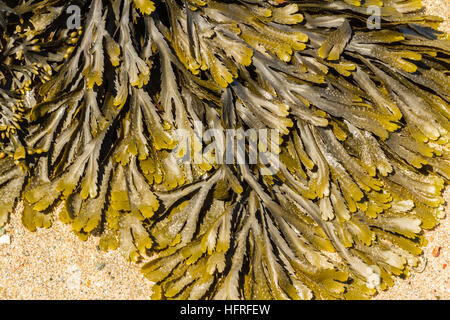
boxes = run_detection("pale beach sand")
[0,0,448,300]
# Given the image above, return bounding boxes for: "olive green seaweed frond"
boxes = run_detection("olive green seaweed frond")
[0,0,448,300]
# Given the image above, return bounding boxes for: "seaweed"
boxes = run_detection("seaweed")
[0,0,448,299]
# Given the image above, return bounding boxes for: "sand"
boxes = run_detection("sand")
[0,205,153,299]
[0,0,449,300]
